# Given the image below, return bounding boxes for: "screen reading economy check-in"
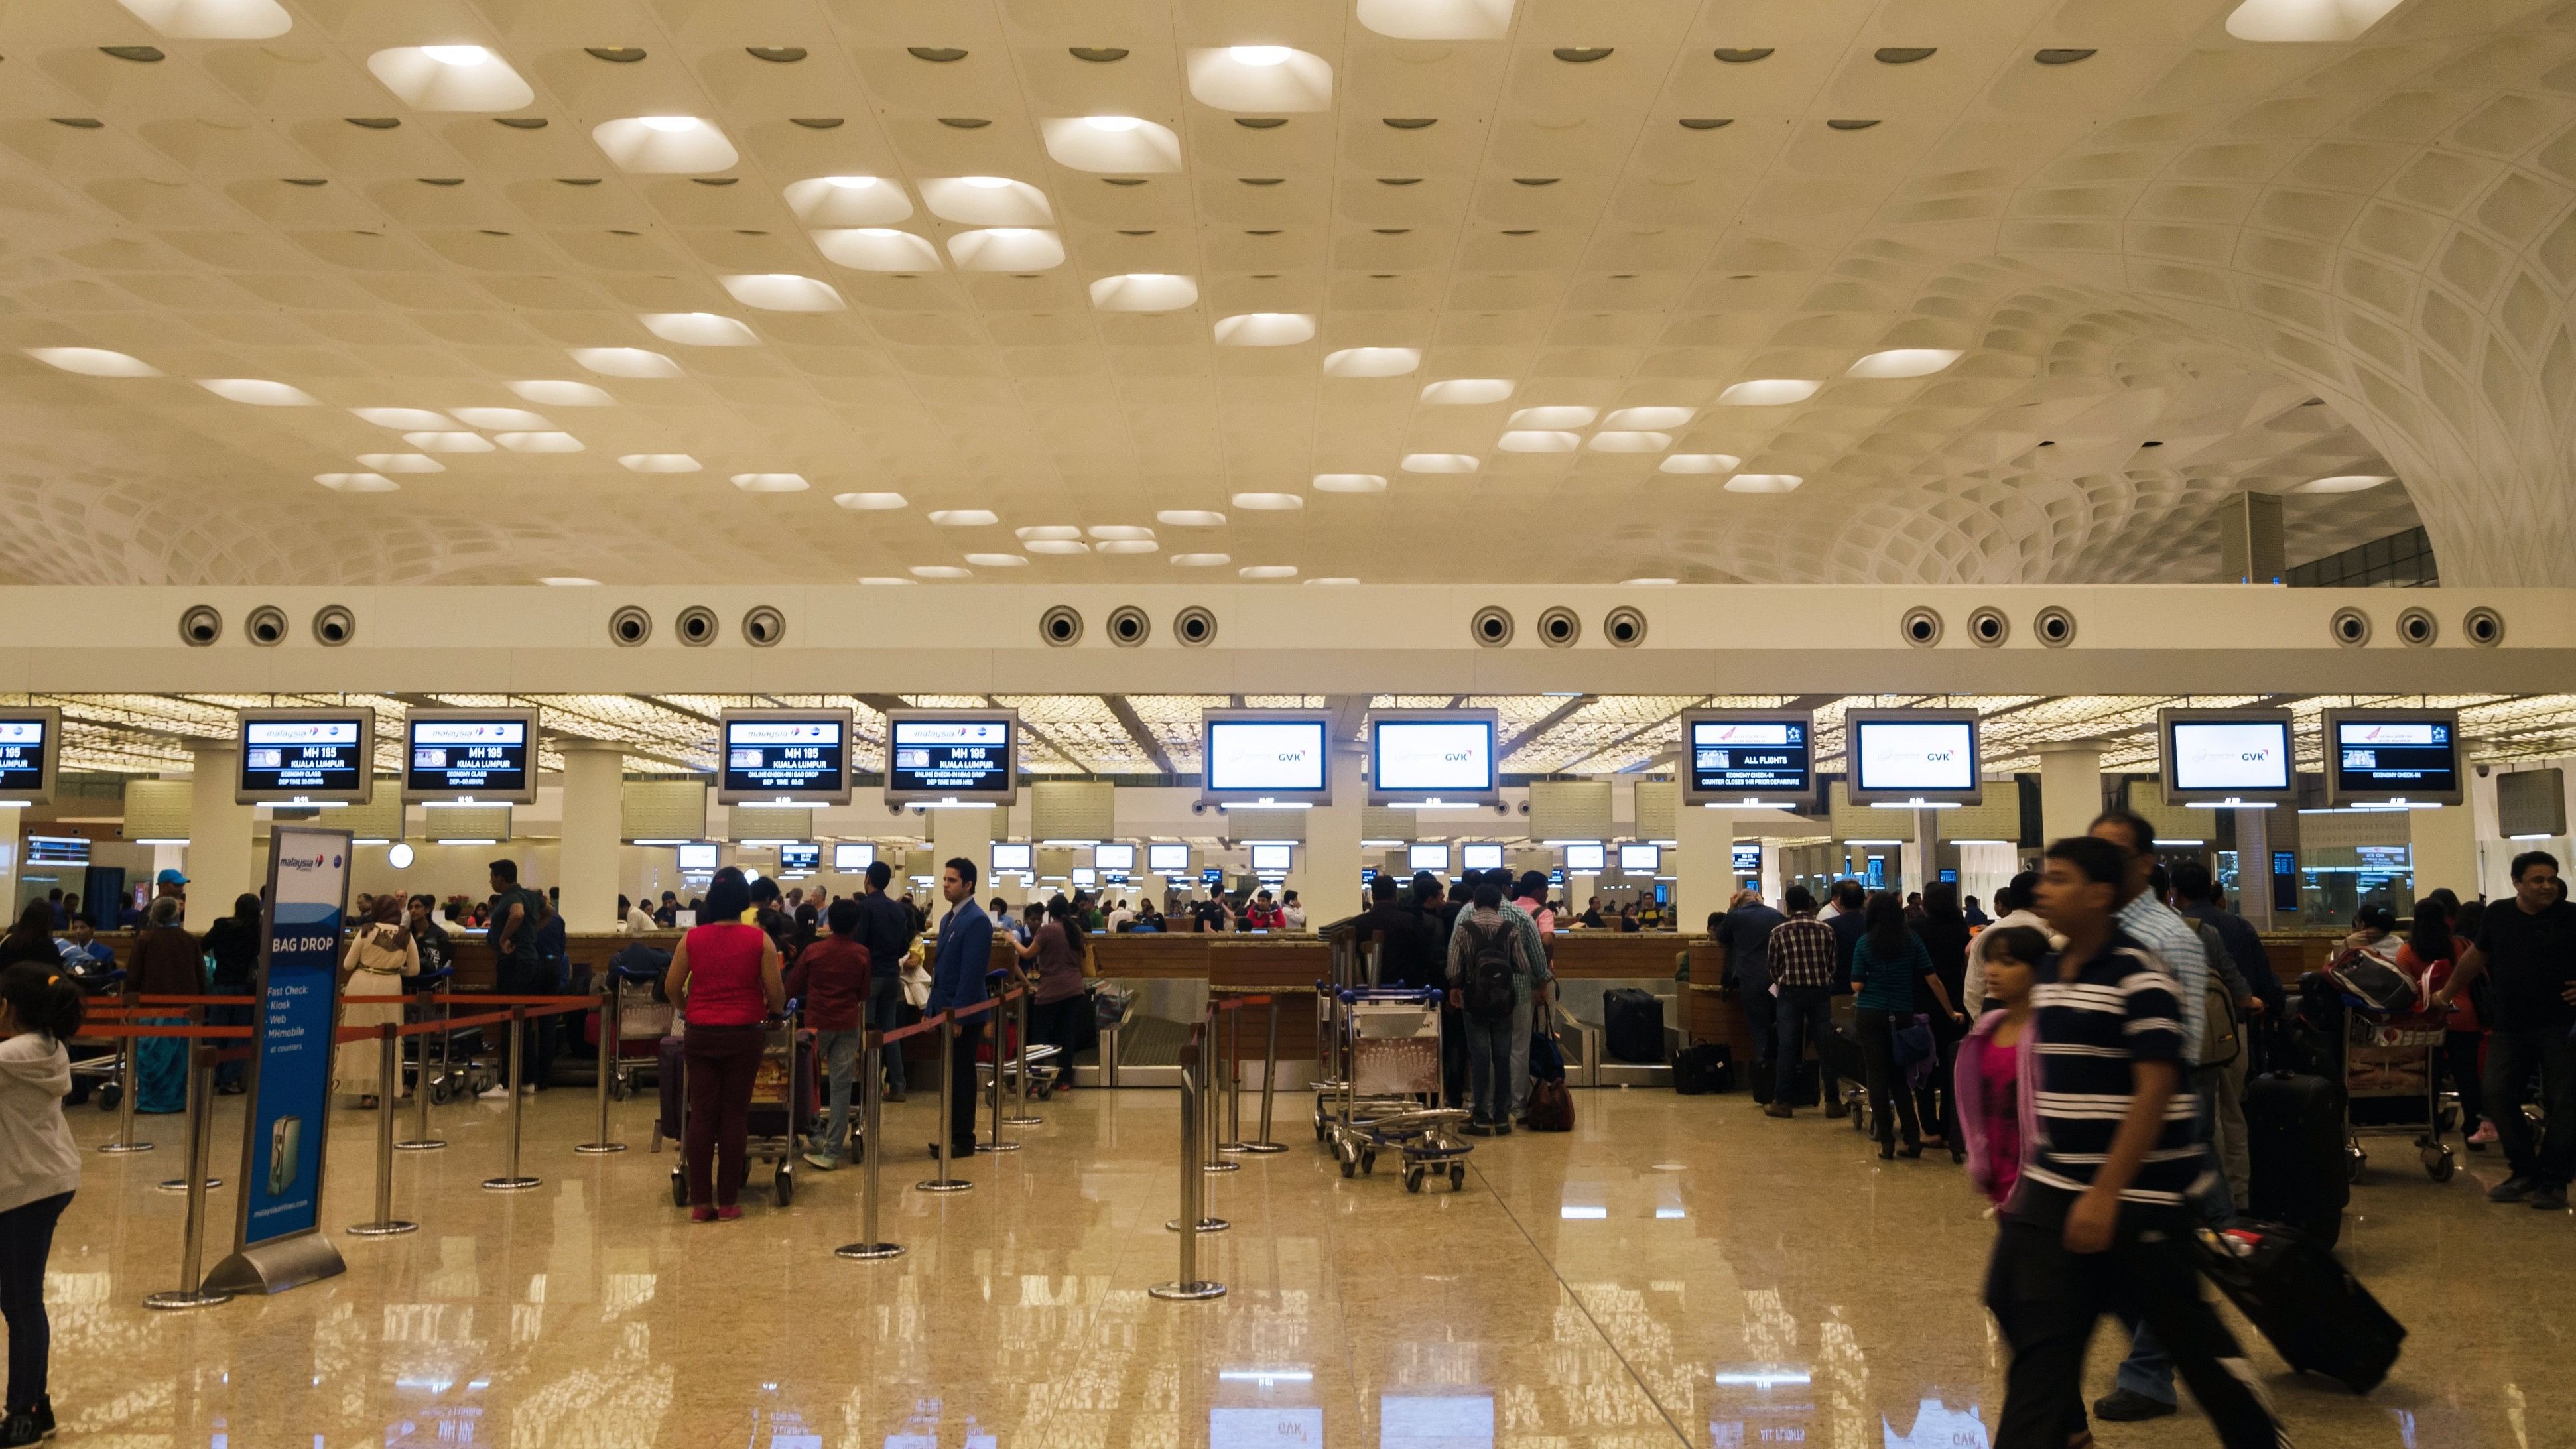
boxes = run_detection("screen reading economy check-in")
[2327,710,2463,806]
[883,710,1018,806]
[2159,708,2295,805]
[1683,711,1814,806]
[1200,712,1332,807]
[718,710,854,805]
[1368,710,1501,806]
[403,710,537,804]
[1844,710,1980,806]
[237,711,376,804]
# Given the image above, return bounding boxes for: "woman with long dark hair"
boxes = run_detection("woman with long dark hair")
[0,905,56,973]
[1016,895,1093,1092]
[1850,891,1959,1159]
[663,867,785,1220]
[2406,891,2493,1150]
[0,963,84,1444]
[1914,881,1974,1157]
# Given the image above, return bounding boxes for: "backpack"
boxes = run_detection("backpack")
[1461,918,1520,1021]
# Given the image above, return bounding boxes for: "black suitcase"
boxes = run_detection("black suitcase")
[1748,1058,1821,1106]
[2193,1220,2406,1394]
[1673,1042,1734,1094]
[1603,988,1665,1063]
[2242,1070,2349,1247]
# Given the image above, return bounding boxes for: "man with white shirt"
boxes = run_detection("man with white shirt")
[1105,898,1136,932]
[1962,871,2048,1013]
[622,894,655,934]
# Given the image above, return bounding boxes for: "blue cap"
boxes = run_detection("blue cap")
[155,869,188,885]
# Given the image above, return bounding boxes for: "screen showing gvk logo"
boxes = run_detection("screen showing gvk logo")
[1206,721,1327,792]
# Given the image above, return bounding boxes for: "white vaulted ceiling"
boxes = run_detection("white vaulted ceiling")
[0,0,2561,587]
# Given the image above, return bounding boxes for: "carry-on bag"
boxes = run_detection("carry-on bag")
[2242,1069,2350,1247]
[1602,988,1665,1063]
[1673,1042,1734,1094]
[1528,1027,1567,1084]
[1525,1076,1574,1131]
[2193,1220,2406,1394]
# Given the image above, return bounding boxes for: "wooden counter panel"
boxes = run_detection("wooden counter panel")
[1550,932,1687,979]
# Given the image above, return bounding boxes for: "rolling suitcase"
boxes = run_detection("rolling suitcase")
[1673,1042,1734,1094]
[2242,1070,2349,1247]
[1603,988,1665,1063]
[2193,1221,2406,1393]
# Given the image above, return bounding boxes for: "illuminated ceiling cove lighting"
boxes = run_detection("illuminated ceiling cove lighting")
[1402,453,1479,473]
[570,347,683,378]
[1089,274,1198,311]
[2226,0,2404,42]
[1323,347,1421,377]
[1240,565,1298,579]
[920,177,1055,225]
[834,492,908,510]
[1725,473,1805,493]
[352,407,449,429]
[910,566,970,579]
[496,431,582,452]
[117,0,292,38]
[198,378,317,405]
[367,45,534,111]
[811,229,941,271]
[1187,46,1334,111]
[1214,313,1316,346]
[1356,0,1515,40]
[640,312,759,346]
[1509,405,1595,428]
[1421,379,1513,405]
[1041,117,1183,172]
[315,472,397,493]
[508,379,613,406]
[1588,430,1672,452]
[592,116,738,174]
[404,428,497,450]
[1173,552,1232,567]
[1230,46,1293,65]
[1313,473,1387,493]
[449,407,547,430]
[356,453,444,473]
[619,454,700,473]
[1846,348,1961,378]
[1499,430,1580,452]
[1231,493,1303,510]
[1718,379,1820,405]
[1604,406,1693,428]
[928,509,999,527]
[25,347,159,377]
[964,552,1029,567]
[784,176,913,225]
[730,473,809,493]
[718,274,845,312]
[1157,509,1226,527]
[948,228,1065,271]
[2295,473,2396,493]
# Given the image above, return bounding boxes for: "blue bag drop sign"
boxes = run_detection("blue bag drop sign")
[205,824,353,1295]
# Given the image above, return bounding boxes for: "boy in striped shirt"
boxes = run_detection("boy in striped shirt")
[1982,836,2284,1449]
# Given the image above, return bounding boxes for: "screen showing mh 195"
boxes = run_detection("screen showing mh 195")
[888,719,1012,796]
[407,717,529,798]
[0,719,48,797]
[241,720,367,796]
[723,718,846,798]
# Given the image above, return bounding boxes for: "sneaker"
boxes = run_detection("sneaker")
[1824,1100,1850,1119]
[690,1206,716,1223]
[2091,1389,2176,1423]
[2490,1174,2538,1203]
[883,1090,907,1104]
[1492,1123,1511,1137]
[1,1410,36,1448]
[478,1084,510,1101]
[1462,1121,1495,1137]
[31,1397,52,1440]
[802,1151,838,1172]
[2534,1182,2568,1211]
[1764,1103,1795,1119]
[716,1205,743,1221]
[2468,1120,2499,1145]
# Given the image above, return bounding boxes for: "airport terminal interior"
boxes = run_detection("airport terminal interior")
[7,0,2576,1444]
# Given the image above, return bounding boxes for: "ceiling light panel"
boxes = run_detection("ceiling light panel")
[1313,473,1387,493]
[1039,117,1183,173]
[620,454,701,473]
[1323,347,1420,377]
[1214,313,1315,346]
[639,313,758,346]
[1660,454,1741,474]
[367,46,534,111]
[592,117,738,174]
[26,347,159,377]
[1186,48,1334,111]
[1421,379,1512,405]
[783,176,914,225]
[718,275,845,312]
[1508,406,1596,428]
[571,348,683,378]
[948,229,1066,271]
[449,407,548,430]
[198,379,316,405]
[731,473,809,492]
[919,178,1055,226]
[812,229,942,271]
[1356,0,1515,40]
[1090,274,1198,312]
[509,380,613,407]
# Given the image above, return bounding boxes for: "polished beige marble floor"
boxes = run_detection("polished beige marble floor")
[31,1077,2565,1448]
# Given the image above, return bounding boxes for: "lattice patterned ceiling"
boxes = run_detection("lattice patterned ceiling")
[9,0,2557,590]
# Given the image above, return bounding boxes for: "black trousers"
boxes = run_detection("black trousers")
[1740,981,1778,1098]
[496,958,562,1089]
[946,1014,985,1154]
[1984,1207,2281,1449]
[1854,1007,1921,1147]
[1773,985,1841,1107]
[0,1191,70,1413]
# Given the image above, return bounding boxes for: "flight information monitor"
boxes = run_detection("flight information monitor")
[883,710,1019,806]
[677,842,719,871]
[777,843,820,873]
[1461,844,1504,871]
[1199,710,1333,808]
[1733,842,1762,875]
[1368,709,1502,806]
[0,708,60,804]
[1407,843,1450,871]
[1681,710,1815,808]
[2159,708,2296,806]
[832,843,875,871]
[1563,842,1606,872]
[1147,843,1190,873]
[2325,709,2463,807]
[1094,843,1136,872]
[1251,843,1293,873]
[990,842,1035,871]
[1844,710,1982,806]
[237,709,377,804]
[718,710,854,806]
[1618,844,1661,873]
[403,708,538,804]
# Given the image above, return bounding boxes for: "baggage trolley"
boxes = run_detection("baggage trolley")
[607,960,674,1100]
[662,1007,812,1208]
[63,966,127,1109]
[1322,987,1472,1192]
[1309,932,1380,1136]
[404,967,499,1105]
[2296,971,2455,1182]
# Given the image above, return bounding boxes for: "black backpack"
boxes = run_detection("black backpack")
[1461,918,1520,1021]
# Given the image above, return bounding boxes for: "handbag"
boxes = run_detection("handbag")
[1528,1027,1567,1083]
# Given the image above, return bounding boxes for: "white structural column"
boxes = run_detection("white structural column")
[2037,742,2105,848]
[1675,805,1734,932]
[1911,809,1939,901]
[2235,807,2275,929]
[2410,802,2479,901]
[185,743,255,932]
[558,743,623,932]
[931,806,993,897]
[1289,751,1366,924]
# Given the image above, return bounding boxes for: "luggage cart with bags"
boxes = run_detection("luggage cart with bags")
[603,948,674,1100]
[2297,960,2455,1183]
[407,966,498,1105]
[1321,986,1471,1192]
[657,1005,814,1207]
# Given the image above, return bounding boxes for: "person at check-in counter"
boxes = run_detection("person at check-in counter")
[663,867,785,1222]
[925,859,992,1159]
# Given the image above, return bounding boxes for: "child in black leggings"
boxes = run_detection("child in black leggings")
[0,964,85,1446]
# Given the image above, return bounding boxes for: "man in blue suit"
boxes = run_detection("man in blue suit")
[926,857,992,1157]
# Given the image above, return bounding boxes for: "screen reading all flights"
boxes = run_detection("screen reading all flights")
[1687,717,1811,798]
[2333,717,2459,802]
[1619,844,1661,873]
[1851,720,1976,795]
[677,842,718,871]
[2168,720,2293,794]
[886,717,1014,798]
[405,714,532,801]
[720,714,850,802]
[1204,719,1328,794]
[1371,717,1498,800]
[0,716,52,800]
[832,843,875,871]
[1407,843,1450,871]
[1251,844,1293,873]
[240,717,370,799]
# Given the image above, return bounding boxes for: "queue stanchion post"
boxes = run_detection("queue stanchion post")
[1001,985,1041,1128]
[143,1045,231,1310]
[1218,998,1248,1153]
[1151,1029,1226,1297]
[481,1006,541,1192]
[973,993,1021,1155]
[1242,995,1287,1154]
[836,1026,905,1261]
[100,1018,152,1155]
[157,1007,222,1192]
[576,976,627,1156]
[349,1024,419,1237]
[1202,1001,1238,1174]
[397,992,448,1153]
[916,1012,970,1192]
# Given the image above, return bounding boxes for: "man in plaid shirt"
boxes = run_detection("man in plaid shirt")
[1764,885,1846,1118]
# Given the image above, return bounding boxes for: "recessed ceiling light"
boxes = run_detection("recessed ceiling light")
[405,431,495,452]
[928,509,999,526]
[1604,406,1693,429]
[719,274,844,311]
[1088,274,1198,312]
[836,492,909,510]
[1085,115,1144,132]
[1158,510,1228,527]
[619,454,700,473]
[2226,0,2401,41]
[640,115,701,133]
[117,0,290,39]
[1229,46,1293,66]
[1306,576,1359,586]
[1659,453,1742,474]
[198,379,317,405]
[1214,313,1315,346]
[2295,474,2396,493]
[1499,430,1580,452]
[1231,492,1304,510]
[315,473,397,493]
[352,407,449,429]
[1421,378,1513,405]
[1588,430,1671,452]
[422,45,491,66]
[1024,539,1090,555]
[910,565,971,579]
[450,406,548,430]
[357,453,444,473]
[570,347,682,378]
[509,379,613,406]
[1718,379,1819,405]
[1401,453,1479,473]
[369,45,535,111]
[1724,473,1803,493]
[497,431,582,452]
[1173,552,1232,567]
[1312,473,1387,493]
[1094,539,1159,555]
[964,552,1029,567]
[1846,348,1961,378]
[1088,525,1155,540]
[1508,405,1596,428]
[25,347,159,377]
[1016,525,1082,541]
[640,312,759,346]
[540,576,600,586]
[1322,347,1420,377]
[730,473,808,493]
[1622,577,1677,586]
[1239,565,1298,579]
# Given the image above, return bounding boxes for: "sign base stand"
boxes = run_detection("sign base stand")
[204,1234,346,1296]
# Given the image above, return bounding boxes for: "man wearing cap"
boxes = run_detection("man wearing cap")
[154,867,187,903]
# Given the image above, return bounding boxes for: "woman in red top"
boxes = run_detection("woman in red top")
[663,869,784,1220]
[2400,893,2492,1149]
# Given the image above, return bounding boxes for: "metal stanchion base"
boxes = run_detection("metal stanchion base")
[97,1141,155,1155]
[143,1289,231,1312]
[574,1142,629,1155]
[1217,1141,1250,1154]
[346,1220,420,1237]
[914,1178,973,1193]
[1148,1280,1226,1301]
[1202,1160,1240,1174]
[481,1176,542,1192]
[1238,1142,1290,1155]
[1001,1114,1043,1127]
[971,1141,1022,1154]
[835,1241,907,1261]
[155,1177,221,1193]
[1165,1216,1230,1233]
[393,1139,446,1152]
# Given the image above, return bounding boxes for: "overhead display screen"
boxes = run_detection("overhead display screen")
[991,842,1035,871]
[1147,843,1190,873]
[1682,711,1815,806]
[777,843,820,873]
[403,708,537,804]
[1094,843,1136,872]
[677,842,718,871]
[1250,844,1293,873]
[1461,844,1504,871]
[1733,843,1762,874]
[0,709,59,804]
[832,843,875,871]
[1563,842,1606,872]
[2159,708,2295,805]
[2326,710,2463,806]
[718,709,854,806]
[237,710,377,804]
[1368,709,1502,806]
[1200,711,1332,807]
[27,836,88,865]
[1407,843,1450,871]
[883,710,1019,806]
[1845,710,1981,806]
[1619,844,1661,873]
